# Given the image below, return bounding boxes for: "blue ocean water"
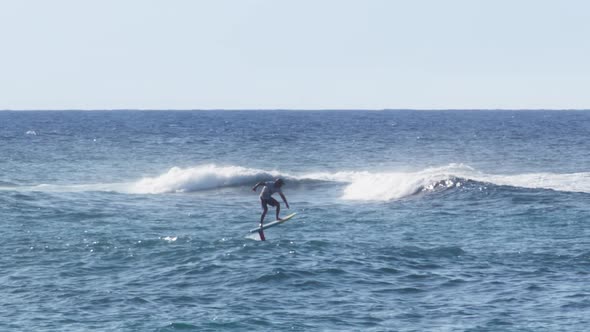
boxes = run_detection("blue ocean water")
[1,110,589,331]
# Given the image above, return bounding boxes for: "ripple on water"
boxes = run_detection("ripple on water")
[156,322,199,331]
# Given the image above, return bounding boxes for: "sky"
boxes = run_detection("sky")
[1,0,589,110]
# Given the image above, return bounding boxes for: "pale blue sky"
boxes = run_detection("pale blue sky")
[1,0,589,109]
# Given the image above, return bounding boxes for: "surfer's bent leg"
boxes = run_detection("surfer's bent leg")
[260,199,268,225]
[269,197,281,220]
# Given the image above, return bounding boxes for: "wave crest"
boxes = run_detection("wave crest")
[129,164,282,194]
[4,163,590,201]
[339,165,470,201]
[111,163,590,199]
[339,165,590,201]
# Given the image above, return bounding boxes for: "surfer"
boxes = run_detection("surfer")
[252,178,289,226]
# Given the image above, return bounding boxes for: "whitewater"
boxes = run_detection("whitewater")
[6,163,590,201]
[1,110,589,331]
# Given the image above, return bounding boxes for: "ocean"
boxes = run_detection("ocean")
[1,110,589,331]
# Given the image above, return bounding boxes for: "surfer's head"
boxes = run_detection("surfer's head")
[275,178,285,187]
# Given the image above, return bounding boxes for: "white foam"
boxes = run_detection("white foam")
[337,164,472,201]
[334,164,590,201]
[161,236,178,242]
[128,164,282,194]
[3,163,589,201]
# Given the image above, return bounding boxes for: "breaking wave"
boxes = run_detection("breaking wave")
[128,164,283,194]
[127,163,590,200]
[334,164,590,201]
[2,164,590,201]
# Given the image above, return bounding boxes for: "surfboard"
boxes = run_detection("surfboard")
[249,213,297,233]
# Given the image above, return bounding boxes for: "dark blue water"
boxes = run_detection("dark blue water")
[1,110,589,331]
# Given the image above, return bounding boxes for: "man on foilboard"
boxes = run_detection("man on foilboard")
[252,178,289,240]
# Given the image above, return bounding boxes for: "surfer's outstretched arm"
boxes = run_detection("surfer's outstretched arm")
[280,193,290,209]
[252,182,264,192]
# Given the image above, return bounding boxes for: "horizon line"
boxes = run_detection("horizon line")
[1,108,590,112]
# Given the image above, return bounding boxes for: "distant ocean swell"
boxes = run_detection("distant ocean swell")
[2,163,590,201]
